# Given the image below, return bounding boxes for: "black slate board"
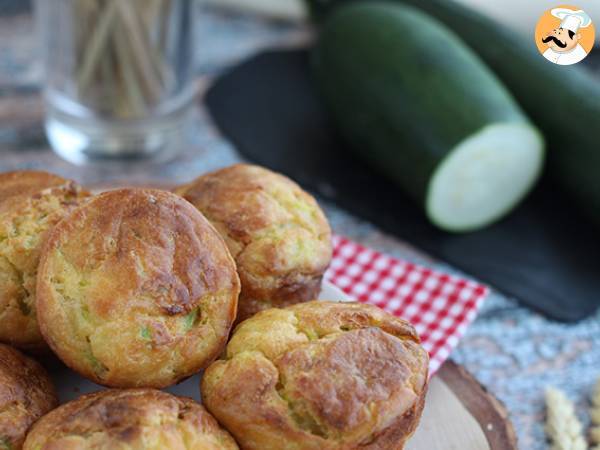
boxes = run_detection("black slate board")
[205,48,600,322]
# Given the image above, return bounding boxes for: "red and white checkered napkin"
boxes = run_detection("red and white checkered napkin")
[324,235,489,375]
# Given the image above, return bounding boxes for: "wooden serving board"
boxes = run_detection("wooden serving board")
[71,185,517,450]
[326,282,517,450]
[409,361,516,450]
[47,281,516,450]
[49,270,515,450]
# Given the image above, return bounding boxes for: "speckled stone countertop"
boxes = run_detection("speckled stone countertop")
[0,6,599,449]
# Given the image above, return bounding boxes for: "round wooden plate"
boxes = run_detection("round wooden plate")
[417,361,517,450]
[85,183,517,450]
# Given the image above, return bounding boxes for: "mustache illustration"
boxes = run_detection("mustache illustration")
[542,35,567,48]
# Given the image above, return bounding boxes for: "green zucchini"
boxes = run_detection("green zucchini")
[312,2,544,231]
[307,0,600,226]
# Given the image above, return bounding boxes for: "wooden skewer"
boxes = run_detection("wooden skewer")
[113,18,147,118]
[74,0,173,118]
[114,1,164,104]
[76,0,119,97]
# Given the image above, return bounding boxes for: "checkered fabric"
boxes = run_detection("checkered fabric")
[325,235,489,375]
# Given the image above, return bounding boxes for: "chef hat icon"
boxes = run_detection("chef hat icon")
[551,8,592,33]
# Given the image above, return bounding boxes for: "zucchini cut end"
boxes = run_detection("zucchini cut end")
[426,123,544,232]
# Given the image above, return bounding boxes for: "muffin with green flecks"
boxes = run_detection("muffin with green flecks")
[0,171,90,351]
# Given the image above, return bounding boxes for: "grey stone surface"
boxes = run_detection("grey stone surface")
[0,7,598,450]
[0,0,29,15]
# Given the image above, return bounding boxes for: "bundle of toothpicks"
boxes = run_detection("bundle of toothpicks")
[545,377,600,450]
[73,0,175,119]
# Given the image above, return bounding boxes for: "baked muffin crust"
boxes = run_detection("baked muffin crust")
[23,389,238,450]
[177,164,332,322]
[201,301,429,450]
[0,171,90,350]
[0,343,57,449]
[36,188,240,388]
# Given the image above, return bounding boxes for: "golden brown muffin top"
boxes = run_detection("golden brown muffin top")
[177,164,332,305]
[23,389,239,450]
[37,189,240,388]
[202,301,429,450]
[0,171,90,350]
[0,171,69,203]
[0,343,57,449]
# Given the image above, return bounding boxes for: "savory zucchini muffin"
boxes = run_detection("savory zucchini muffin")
[0,343,57,449]
[0,171,89,350]
[176,164,332,322]
[201,301,429,450]
[36,189,240,388]
[23,389,239,450]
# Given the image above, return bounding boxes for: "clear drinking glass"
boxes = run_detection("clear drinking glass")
[35,0,196,164]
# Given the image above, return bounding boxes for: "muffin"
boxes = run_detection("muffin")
[201,301,429,450]
[176,164,332,322]
[0,171,90,350]
[36,188,240,388]
[0,343,57,449]
[23,389,239,450]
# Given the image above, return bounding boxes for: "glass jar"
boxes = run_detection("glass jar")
[35,0,197,164]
